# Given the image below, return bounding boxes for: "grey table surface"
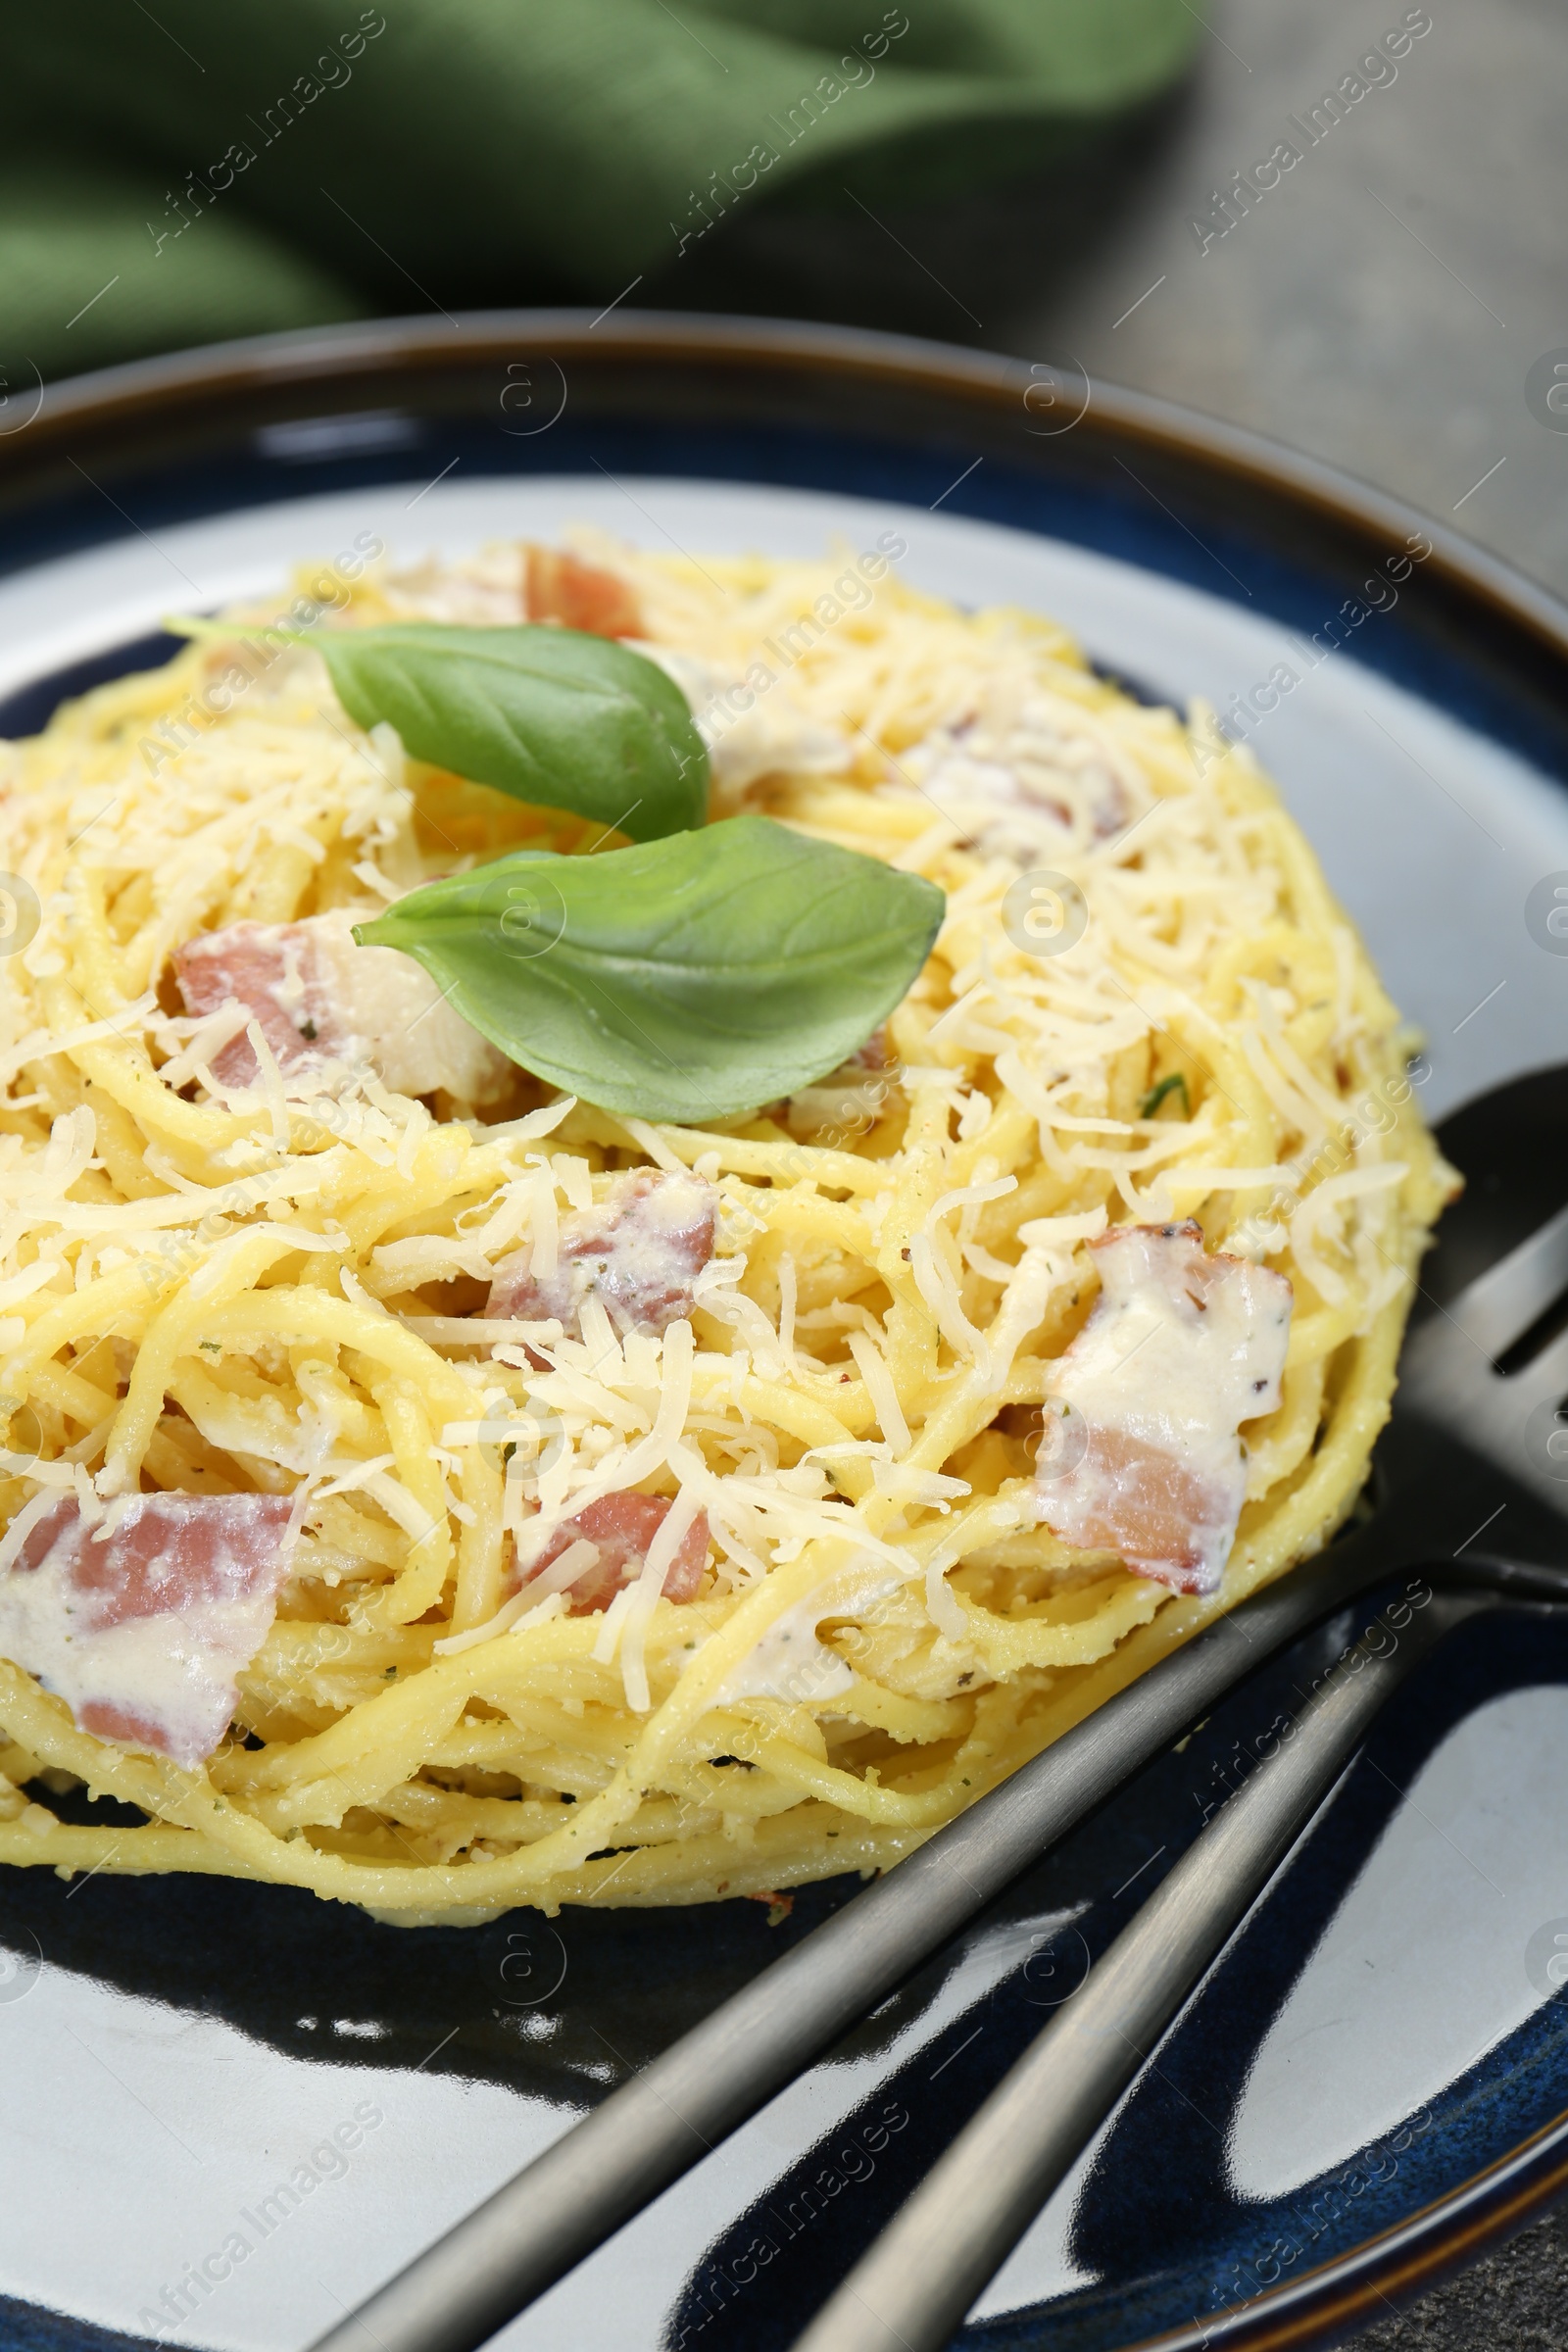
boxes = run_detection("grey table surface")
[630,1,1568,2342]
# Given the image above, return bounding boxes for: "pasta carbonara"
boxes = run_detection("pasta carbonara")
[0,530,1453,1921]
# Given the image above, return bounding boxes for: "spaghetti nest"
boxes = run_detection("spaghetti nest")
[0,534,1453,1922]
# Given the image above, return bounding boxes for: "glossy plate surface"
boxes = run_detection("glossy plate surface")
[1,316,1567,2352]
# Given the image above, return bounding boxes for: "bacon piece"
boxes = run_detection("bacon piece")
[935,752,1128,848]
[511,1493,708,1616]
[524,546,643,639]
[487,1168,715,1341]
[906,698,1135,855]
[173,909,509,1102]
[0,1492,294,1768]
[1035,1220,1292,1595]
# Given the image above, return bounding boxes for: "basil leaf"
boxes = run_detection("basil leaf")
[354,816,944,1123]
[315,622,707,842]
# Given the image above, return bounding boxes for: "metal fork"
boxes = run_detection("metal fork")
[788,1578,1509,2352]
[310,1155,1568,2352]
[785,1204,1568,2348]
[1399,1197,1568,1510]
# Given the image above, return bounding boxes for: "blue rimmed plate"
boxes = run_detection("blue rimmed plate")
[1,314,1567,2352]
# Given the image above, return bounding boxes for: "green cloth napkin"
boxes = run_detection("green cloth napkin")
[1,0,1197,382]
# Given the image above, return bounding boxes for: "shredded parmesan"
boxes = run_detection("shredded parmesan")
[0,530,1455,1918]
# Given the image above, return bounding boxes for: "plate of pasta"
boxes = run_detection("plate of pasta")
[2,316,1568,2352]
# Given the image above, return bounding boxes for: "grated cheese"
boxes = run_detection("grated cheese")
[0,528,1455,1918]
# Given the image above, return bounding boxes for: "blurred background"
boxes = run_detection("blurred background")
[5,1,1564,602]
[5,1,1566,2339]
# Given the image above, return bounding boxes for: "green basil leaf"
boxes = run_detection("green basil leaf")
[315,622,708,842]
[354,815,944,1123]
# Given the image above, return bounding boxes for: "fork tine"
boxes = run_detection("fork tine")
[1403,1316,1568,1520]
[1437,1200,1568,1359]
[1499,1322,1568,1412]
[1399,1201,1568,1515]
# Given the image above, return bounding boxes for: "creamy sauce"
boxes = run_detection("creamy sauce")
[711,1569,902,1706]
[785,1030,892,1143]
[488,1168,715,1341]
[0,1494,294,1768]
[640,646,851,798]
[377,543,641,635]
[1037,1222,1292,1594]
[174,909,510,1104]
[900,686,1137,860]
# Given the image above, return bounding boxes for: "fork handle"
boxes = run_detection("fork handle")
[788,1588,1487,2352]
[305,1546,1432,2352]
